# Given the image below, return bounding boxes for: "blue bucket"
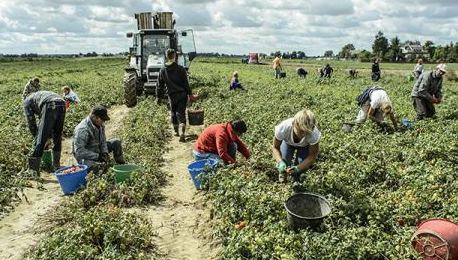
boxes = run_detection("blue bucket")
[54,165,88,195]
[402,118,414,129]
[187,159,219,189]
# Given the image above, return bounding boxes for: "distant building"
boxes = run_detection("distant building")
[400,44,429,60]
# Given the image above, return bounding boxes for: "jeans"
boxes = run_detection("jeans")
[275,68,281,79]
[193,142,237,162]
[280,141,309,182]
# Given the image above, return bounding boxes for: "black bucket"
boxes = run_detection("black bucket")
[187,109,204,125]
[284,192,331,230]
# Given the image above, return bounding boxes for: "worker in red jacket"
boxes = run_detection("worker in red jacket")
[193,120,251,164]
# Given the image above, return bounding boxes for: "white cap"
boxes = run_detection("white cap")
[436,64,447,73]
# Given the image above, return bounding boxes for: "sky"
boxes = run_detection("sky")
[0,0,457,56]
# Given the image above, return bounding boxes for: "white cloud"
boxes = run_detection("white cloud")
[0,0,456,55]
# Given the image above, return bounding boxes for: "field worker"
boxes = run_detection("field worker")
[371,58,381,81]
[413,59,424,79]
[229,71,245,90]
[22,77,40,100]
[273,109,320,186]
[296,67,308,78]
[411,64,446,120]
[355,86,398,129]
[272,53,283,79]
[24,91,66,174]
[193,120,251,165]
[73,105,125,169]
[157,48,192,142]
[321,64,334,78]
[349,69,358,78]
[62,86,80,108]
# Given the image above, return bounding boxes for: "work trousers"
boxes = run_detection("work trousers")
[412,97,435,120]
[169,92,187,125]
[32,100,66,158]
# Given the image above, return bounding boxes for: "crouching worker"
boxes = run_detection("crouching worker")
[273,109,320,187]
[296,67,308,78]
[193,120,251,164]
[73,105,125,170]
[355,86,398,129]
[62,86,80,109]
[229,71,245,90]
[24,91,66,175]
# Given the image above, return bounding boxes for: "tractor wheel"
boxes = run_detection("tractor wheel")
[123,71,137,108]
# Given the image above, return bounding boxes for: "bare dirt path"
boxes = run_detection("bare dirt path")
[0,105,129,260]
[147,125,220,260]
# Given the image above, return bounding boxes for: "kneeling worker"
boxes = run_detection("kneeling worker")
[273,109,321,186]
[355,86,397,129]
[73,105,125,169]
[193,120,251,164]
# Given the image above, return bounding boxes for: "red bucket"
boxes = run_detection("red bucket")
[411,218,458,260]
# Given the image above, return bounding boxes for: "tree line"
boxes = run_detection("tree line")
[338,31,458,63]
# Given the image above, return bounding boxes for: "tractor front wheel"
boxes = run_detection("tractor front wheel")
[123,71,137,108]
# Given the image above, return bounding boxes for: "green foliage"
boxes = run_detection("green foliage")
[28,206,156,260]
[188,58,458,259]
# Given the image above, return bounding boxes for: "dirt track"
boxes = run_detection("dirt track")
[147,125,220,259]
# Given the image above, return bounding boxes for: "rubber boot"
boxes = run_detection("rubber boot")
[28,156,41,177]
[115,155,126,165]
[52,151,61,172]
[173,124,179,137]
[179,123,186,142]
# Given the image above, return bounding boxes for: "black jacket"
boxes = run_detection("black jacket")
[157,62,191,98]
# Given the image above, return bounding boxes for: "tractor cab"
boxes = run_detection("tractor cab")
[124,12,196,107]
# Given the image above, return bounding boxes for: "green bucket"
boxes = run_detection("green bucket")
[41,150,52,170]
[112,164,143,183]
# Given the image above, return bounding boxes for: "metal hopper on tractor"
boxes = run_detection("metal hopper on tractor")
[124,11,196,107]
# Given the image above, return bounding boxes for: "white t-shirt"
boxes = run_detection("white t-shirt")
[369,89,391,110]
[274,118,321,147]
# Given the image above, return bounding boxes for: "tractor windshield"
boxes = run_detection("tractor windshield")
[143,35,170,55]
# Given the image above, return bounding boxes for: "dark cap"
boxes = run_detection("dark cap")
[91,105,110,121]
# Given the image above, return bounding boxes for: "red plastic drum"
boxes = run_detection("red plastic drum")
[411,218,458,260]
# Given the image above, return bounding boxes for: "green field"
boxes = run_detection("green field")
[0,57,457,259]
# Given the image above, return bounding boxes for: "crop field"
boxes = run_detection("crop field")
[0,57,457,259]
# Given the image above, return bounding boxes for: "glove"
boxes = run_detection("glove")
[287,166,301,174]
[99,152,109,163]
[276,160,287,173]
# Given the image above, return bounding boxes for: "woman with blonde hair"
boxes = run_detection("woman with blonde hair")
[272,108,321,185]
[355,86,397,128]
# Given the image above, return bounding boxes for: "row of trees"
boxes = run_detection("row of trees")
[337,31,458,63]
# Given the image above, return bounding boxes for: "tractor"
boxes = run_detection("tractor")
[123,11,196,107]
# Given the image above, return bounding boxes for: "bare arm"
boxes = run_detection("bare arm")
[272,137,283,163]
[367,107,382,124]
[294,143,319,172]
[390,113,398,129]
